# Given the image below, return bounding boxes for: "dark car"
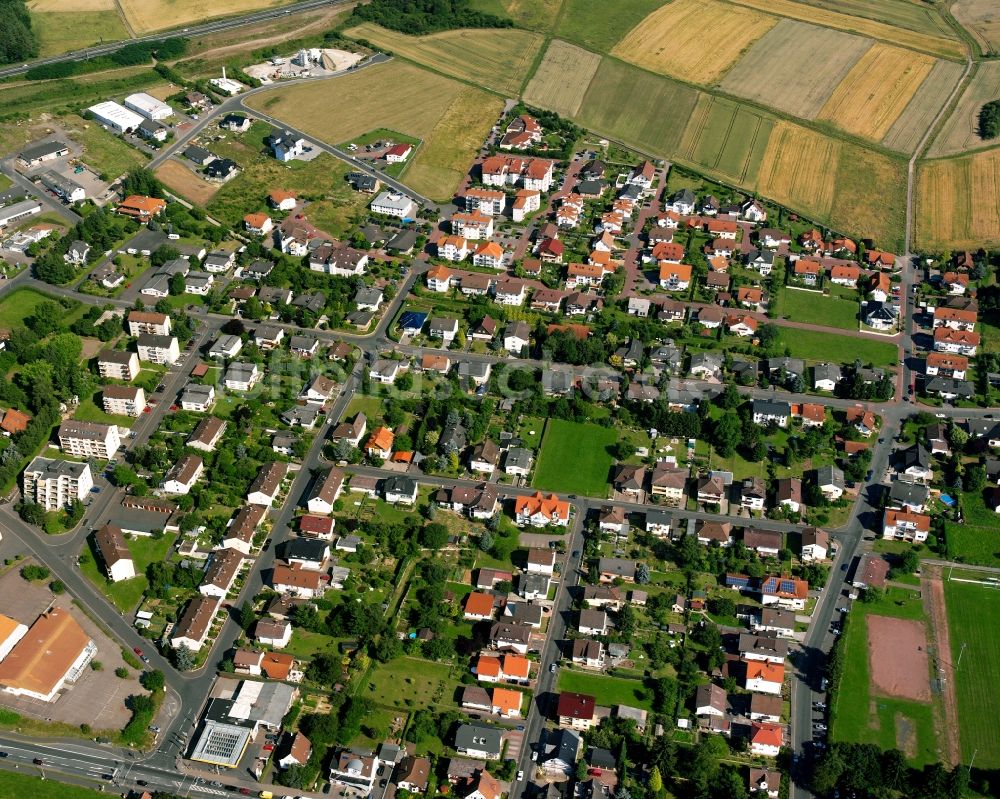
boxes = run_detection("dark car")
[33,758,43,766]
[840,564,848,572]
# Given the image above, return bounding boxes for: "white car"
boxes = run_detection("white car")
[517,771,524,782]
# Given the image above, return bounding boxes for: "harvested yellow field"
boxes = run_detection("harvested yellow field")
[612,0,776,85]
[817,43,935,141]
[757,121,840,218]
[720,20,872,119]
[882,59,965,154]
[917,150,1000,249]
[953,0,1000,56]
[726,0,965,59]
[30,0,113,10]
[155,160,220,206]
[246,60,498,201]
[119,0,294,35]
[523,39,602,117]
[345,23,544,95]
[929,61,1000,157]
[830,143,906,251]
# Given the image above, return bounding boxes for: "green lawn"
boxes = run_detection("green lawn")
[364,656,460,710]
[776,327,898,367]
[557,670,654,711]
[779,287,859,330]
[945,492,1000,567]
[284,627,341,660]
[831,589,938,765]
[0,288,75,328]
[73,389,136,427]
[944,576,1000,768]
[533,418,616,495]
[344,395,386,425]
[0,769,109,799]
[554,0,666,52]
[78,533,177,613]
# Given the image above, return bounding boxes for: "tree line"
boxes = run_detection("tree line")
[350,0,513,34]
[0,0,37,66]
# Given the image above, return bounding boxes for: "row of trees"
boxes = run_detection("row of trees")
[350,0,513,34]
[0,0,37,66]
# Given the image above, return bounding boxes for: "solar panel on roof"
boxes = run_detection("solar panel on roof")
[780,579,796,593]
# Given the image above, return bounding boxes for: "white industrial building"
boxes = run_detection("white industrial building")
[88,101,145,134]
[124,92,173,121]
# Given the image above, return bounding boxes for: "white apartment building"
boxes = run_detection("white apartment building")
[57,420,121,460]
[22,457,94,510]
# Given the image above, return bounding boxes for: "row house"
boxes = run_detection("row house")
[481,156,555,192]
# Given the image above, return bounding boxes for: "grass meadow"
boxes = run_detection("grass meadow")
[775,328,898,367]
[557,670,655,710]
[533,418,616,496]
[779,287,859,330]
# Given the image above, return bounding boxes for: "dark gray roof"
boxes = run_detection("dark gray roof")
[454,723,502,754]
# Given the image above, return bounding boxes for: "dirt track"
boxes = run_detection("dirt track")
[867,614,931,701]
[922,564,961,767]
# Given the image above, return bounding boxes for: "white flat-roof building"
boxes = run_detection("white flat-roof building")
[124,92,173,121]
[0,200,42,229]
[88,101,145,134]
[371,191,416,220]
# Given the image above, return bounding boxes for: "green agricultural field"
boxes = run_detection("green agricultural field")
[574,58,699,159]
[78,533,178,612]
[831,589,938,765]
[554,0,665,54]
[779,287,859,330]
[775,328,897,367]
[364,656,460,710]
[533,418,616,495]
[31,10,130,58]
[944,491,1000,566]
[557,670,654,710]
[683,97,774,185]
[945,575,1000,768]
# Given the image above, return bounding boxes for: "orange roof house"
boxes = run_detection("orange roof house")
[501,654,530,680]
[475,655,501,679]
[117,195,166,221]
[659,261,692,285]
[464,592,497,620]
[365,426,394,454]
[514,491,570,526]
[652,241,685,263]
[867,250,896,268]
[491,687,523,716]
[268,189,296,206]
[746,660,785,684]
[793,259,821,276]
[261,651,295,680]
[750,722,784,748]
[1,408,31,434]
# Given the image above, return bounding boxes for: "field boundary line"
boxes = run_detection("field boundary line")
[113,0,138,38]
[740,114,763,181]
[713,103,739,170]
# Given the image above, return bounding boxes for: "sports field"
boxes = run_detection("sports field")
[727,0,965,58]
[573,58,699,159]
[612,0,776,85]
[678,95,773,185]
[831,589,939,765]
[929,62,1000,157]
[118,0,295,35]
[882,59,966,154]
[246,61,500,201]
[757,122,839,219]
[916,149,1000,249]
[533,418,616,496]
[720,20,873,119]
[523,39,602,118]
[952,0,1000,56]
[345,23,544,95]
[155,160,220,206]
[779,287,858,330]
[776,327,898,367]
[944,574,1000,767]
[817,44,936,142]
[554,0,664,54]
